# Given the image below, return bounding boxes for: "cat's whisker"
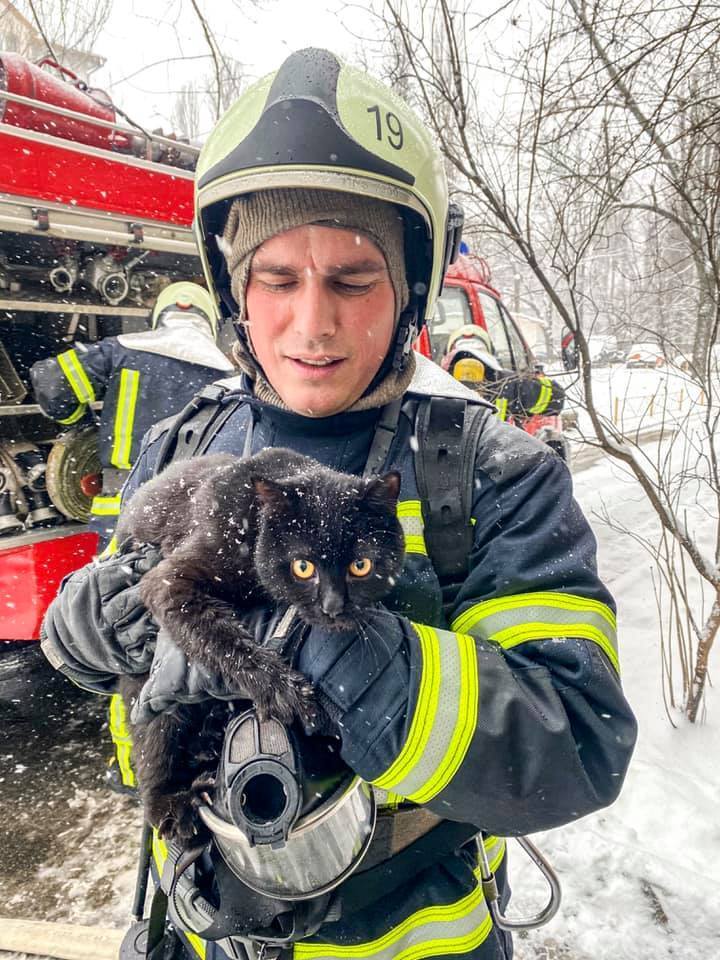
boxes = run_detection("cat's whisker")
[349,613,393,668]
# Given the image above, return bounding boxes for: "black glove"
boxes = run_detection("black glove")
[295,606,410,717]
[96,544,162,653]
[130,605,315,726]
[294,606,414,777]
[41,543,162,693]
[129,628,241,724]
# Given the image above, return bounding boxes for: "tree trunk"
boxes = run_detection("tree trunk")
[686,590,720,722]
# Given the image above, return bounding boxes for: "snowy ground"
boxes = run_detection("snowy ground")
[563,361,708,442]
[1,410,719,959]
[512,442,720,960]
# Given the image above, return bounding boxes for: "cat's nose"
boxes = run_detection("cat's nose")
[321,589,345,619]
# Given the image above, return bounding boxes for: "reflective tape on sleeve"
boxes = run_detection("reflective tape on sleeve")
[451,591,619,673]
[110,368,140,469]
[99,534,119,559]
[91,493,122,516]
[397,500,428,556]
[371,624,478,804]
[57,349,96,404]
[494,397,508,421]
[528,376,553,415]
[58,402,87,425]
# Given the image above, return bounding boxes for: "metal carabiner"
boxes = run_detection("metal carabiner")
[477,835,562,931]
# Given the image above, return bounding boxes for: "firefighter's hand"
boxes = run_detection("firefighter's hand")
[40,544,162,694]
[129,629,241,724]
[96,544,162,655]
[294,606,407,723]
[129,606,311,725]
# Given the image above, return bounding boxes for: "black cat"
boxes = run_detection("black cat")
[115,447,405,839]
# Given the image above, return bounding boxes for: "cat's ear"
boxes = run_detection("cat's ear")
[253,478,290,513]
[363,471,401,509]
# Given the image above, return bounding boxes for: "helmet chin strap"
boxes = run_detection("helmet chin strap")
[391,301,420,372]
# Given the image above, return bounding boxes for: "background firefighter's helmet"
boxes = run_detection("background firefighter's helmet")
[446,324,493,356]
[193,47,464,368]
[151,281,219,339]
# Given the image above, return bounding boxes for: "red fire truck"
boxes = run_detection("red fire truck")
[0,53,202,670]
[415,250,568,460]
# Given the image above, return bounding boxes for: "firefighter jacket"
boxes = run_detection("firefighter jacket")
[30,320,233,531]
[41,354,637,960]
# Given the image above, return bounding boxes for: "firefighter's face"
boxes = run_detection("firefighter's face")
[245,225,396,417]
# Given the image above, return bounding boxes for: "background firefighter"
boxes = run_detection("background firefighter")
[41,48,636,960]
[441,325,566,424]
[30,281,233,546]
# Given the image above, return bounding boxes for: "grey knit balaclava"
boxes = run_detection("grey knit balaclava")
[220,188,415,412]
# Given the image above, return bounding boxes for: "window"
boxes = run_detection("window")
[429,286,473,362]
[499,302,532,372]
[477,291,513,368]
[478,291,532,372]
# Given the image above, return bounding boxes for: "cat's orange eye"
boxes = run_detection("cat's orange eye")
[291,559,316,580]
[348,558,373,578]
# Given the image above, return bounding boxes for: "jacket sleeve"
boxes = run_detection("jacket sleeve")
[297,419,637,837]
[508,374,565,417]
[30,340,114,424]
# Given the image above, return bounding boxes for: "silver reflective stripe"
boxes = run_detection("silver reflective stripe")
[372,625,478,804]
[397,500,427,556]
[294,879,492,960]
[451,592,619,673]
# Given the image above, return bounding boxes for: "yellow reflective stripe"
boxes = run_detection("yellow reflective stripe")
[494,397,508,421]
[381,792,403,810]
[99,534,119,559]
[152,833,207,958]
[111,368,140,469]
[57,348,96,404]
[495,622,618,671]
[294,877,491,960]
[397,500,427,556]
[372,625,478,804]
[91,494,122,516]
[58,402,86,425]
[528,376,552,415]
[397,500,423,518]
[451,591,619,674]
[108,693,136,788]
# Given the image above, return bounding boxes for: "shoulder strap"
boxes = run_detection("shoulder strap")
[415,397,486,586]
[153,383,242,476]
[362,398,404,478]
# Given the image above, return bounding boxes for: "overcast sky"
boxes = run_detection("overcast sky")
[92,0,369,137]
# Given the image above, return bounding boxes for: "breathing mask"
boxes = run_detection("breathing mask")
[197,708,376,902]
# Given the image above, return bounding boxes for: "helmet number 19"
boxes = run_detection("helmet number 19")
[367,105,404,150]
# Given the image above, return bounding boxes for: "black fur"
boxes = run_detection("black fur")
[116,448,404,839]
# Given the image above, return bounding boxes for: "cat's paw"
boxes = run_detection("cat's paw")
[254,665,316,726]
[155,789,209,843]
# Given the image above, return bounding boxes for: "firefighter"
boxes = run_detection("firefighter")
[442,325,566,423]
[41,49,636,960]
[29,282,234,545]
